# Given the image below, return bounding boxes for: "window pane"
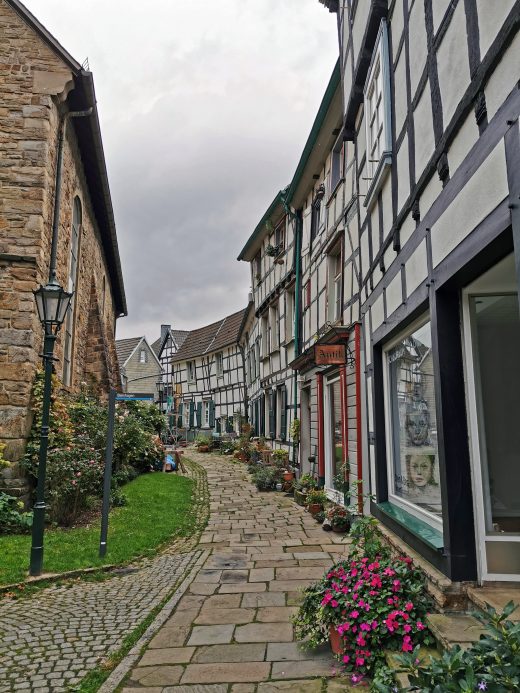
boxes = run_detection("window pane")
[387,320,442,522]
[329,380,343,486]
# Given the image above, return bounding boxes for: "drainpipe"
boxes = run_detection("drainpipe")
[48,107,93,284]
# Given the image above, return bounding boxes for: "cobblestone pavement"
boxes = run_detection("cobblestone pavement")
[0,460,208,693]
[124,452,355,692]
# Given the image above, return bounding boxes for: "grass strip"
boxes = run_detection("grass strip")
[0,469,196,586]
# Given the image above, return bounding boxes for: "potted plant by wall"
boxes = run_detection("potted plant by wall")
[195,434,210,453]
[326,504,350,533]
[293,473,316,506]
[306,489,327,516]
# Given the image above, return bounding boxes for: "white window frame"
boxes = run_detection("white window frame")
[286,289,295,342]
[363,19,392,208]
[139,349,147,364]
[261,315,269,358]
[203,400,210,428]
[382,313,443,532]
[270,302,279,351]
[329,134,345,198]
[216,351,224,378]
[183,402,190,427]
[328,249,343,323]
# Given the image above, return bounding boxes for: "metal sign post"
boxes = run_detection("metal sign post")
[99,388,116,557]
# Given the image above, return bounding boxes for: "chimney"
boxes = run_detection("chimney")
[161,324,170,342]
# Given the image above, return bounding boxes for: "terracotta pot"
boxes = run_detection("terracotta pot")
[308,503,323,516]
[283,471,294,481]
[329,625,344,655]
[198,445,209,453]
[332,524,348,533]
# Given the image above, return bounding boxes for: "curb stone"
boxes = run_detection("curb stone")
[98,549,210,693]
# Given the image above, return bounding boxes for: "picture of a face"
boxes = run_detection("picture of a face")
[407,454,435,488]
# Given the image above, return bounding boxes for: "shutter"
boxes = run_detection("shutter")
[280,386,287,441]
[209,401,215,427]
[196,402,202,428]
[177,403,183,428]
[189,401,195,428]
[260,394,265,436]
[269,391,275,439]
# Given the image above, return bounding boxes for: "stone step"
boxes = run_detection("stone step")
[385,646,440,689]
[466,586,520,621]
[426,613,486,651]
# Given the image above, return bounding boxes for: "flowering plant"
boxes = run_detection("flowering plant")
[327,504,350,529]
[294,555,433,683]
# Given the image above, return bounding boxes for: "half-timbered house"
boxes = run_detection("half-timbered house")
[238,193,299,459]
[152,324,188,413]
[320,0,520,584]
[171,307,251,439]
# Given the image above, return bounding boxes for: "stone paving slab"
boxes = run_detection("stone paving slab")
[123,452,352,690]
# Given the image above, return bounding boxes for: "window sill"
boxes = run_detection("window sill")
[376,501,443,551]
[363,153,392,209]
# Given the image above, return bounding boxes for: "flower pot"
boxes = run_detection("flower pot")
[329,625,344,655]
[322,520,333,531]
[308,503,323,516]
[283,471,294,482]
[332,524,348,533]
[276,482,283,491]
[197,445,209,453]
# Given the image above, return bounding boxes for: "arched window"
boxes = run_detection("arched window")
[63,197,81,385]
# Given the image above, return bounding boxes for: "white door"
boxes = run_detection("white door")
[462,254,520,581]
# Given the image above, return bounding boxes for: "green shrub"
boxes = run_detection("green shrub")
[253,467,278,491]
[395,602,520,693]
[0,492,32,534]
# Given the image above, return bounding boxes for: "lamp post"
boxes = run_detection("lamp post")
[30,281,73,576]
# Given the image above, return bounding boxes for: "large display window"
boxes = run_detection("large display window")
[383,316,443,529]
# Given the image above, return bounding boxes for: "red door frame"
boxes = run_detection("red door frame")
[317,372,325,485]
[355,323,363,512]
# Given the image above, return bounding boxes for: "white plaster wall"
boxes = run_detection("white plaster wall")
[405,238,428,296]
[437,1,471,126]
[381,173,393,237]
[477,0,515,58]
[408,0,428,98]
[371,293,385,332]
[393,49,408,136]
[432,0,451,34]
[431,141,509,267]
[352,0,370,67]
[386,270,403,317]
[447,112,479,176]
[391,0,404,50]
[414,82,435,177]
[419,172,443,220]
[360,230,370,281]
[484,30,520,121]
[399,212,415,248]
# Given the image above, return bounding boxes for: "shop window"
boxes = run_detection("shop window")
[384,317,442,528]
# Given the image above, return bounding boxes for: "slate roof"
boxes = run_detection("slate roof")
[172,308,250,363]
[115,337,142,366]
[151,329,189,358]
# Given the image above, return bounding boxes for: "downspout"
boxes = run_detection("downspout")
[48,107,93,284]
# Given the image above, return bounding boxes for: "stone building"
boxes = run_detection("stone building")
[171,307,251,440]
[115,337,161,398]
[0,0,126,496]
[318,0,520,584]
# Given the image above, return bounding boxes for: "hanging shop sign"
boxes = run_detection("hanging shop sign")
[315,344,346,365]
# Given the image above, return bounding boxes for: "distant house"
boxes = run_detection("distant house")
[115,337,161,397]
[151,324,188,413]
[171,307,251,438]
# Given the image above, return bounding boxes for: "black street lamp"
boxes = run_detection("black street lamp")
[30,281,73,576]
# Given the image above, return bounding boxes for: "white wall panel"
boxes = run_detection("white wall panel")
[385,269,403,317]
[414,83,435,177]
[484,30,520,121]
[431,141,509,267]
[408,0,428,97]
[437,2,471,126]
[477,0,515,58]
[447,112,479,176]
[405,238,428,296]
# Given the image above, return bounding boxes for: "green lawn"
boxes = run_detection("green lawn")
[0,472,196,587]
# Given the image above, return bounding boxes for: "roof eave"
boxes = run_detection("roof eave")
[237,191,286,262]
[285,59,341,209]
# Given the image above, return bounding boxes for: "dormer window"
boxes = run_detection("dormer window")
[364,19,392,207]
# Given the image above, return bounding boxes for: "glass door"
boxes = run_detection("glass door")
[463,254,520,580]
[324,375,344,504]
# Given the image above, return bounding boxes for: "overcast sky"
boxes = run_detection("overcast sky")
[23,0,338,341]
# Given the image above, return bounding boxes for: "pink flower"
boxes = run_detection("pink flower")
[355,657,365,667]
[416,621,425,631]
[350,610,359,619]
[356,635,366,646]
[330,600,339,608]
[402,635,413,652]
[360,622,371,632]
[387,598,395,605]
[383,567,396,576]
[404,624,412,633]
[342,654,350,664]
[405,602,414,611]
[76,471,81,477]
[351,674,363,684]
[71,480,77,486]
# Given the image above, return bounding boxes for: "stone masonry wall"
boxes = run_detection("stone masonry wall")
[0,0,122,497]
